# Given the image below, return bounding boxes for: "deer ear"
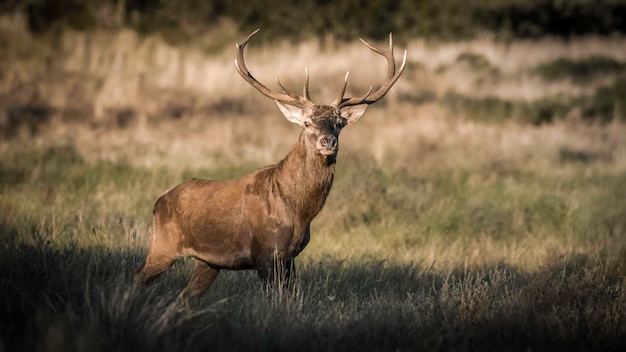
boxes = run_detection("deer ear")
[276,101,304,125]
[340,104,368,125]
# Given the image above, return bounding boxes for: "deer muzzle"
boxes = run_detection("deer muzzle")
[318,135,338,155]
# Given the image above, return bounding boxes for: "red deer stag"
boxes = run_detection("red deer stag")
[134,29,406,298]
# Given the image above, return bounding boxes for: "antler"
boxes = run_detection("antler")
[235,29,313,108]
[332,33,407,108]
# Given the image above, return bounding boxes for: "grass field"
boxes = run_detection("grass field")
[1,25,626,351]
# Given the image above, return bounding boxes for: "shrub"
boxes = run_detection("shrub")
[534,56,625,83]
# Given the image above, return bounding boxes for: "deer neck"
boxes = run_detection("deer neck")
[274,132,336,221]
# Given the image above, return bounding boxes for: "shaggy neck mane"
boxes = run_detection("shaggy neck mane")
[272,131,336,222]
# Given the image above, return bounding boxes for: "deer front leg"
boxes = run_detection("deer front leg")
[256,257,295,285]
[253,247,295,290]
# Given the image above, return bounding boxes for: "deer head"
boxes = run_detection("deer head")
[235,29,407,159]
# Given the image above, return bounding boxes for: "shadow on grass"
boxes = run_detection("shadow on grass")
[0,244,624,352]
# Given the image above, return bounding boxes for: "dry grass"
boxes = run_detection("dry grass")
[3,101,625,271]
[410,36,626,98]
[3,26,625,125]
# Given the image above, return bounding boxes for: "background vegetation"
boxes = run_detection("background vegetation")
[1,1,626,351]
[6,0,626,43]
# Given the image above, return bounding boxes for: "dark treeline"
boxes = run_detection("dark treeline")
[2,0,626,43]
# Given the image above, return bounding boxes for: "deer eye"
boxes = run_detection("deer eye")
[304,121,311,128]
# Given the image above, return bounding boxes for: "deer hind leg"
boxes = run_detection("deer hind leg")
[134,220,182,285]
[180,259,220,299]
[134,252,177,285]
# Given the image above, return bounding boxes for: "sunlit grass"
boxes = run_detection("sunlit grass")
[2,103,625,269]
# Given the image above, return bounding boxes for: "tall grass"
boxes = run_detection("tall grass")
[2,105,625,259]
[2,243,625,351]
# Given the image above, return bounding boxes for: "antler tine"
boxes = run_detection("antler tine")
[235,29,313,108]
[336,33,407,108]
[358,36,386,56]
[275,76,307,102]
[331,72,350,107]
[360,85,374,101]
[303,67,311,101]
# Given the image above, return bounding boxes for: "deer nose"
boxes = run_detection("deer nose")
[320,135,338,151]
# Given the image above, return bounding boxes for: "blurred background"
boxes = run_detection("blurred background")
[1,0,625,132]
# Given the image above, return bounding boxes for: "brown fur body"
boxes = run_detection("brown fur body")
[135,108,343,297]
